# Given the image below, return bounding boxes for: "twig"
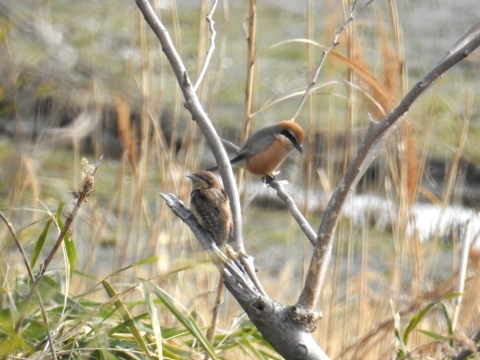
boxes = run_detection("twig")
[135,0,244,252]
[296,21,480,311]
[0,212,35,282]
[290,0,374,121]
[452,329,480,360]
[265,178,317,246]
[205,277,224,351]
[441,19,480,62]
[220,138,240,153]
[237,251,267,297]
[35,295,58,360]
[142,1,329,355]
[1,213,57,359]
[14,156,102,332]
[194,0,218,92]
[339,275,474,359]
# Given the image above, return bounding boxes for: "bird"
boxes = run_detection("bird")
[187,170,233,246]
[207,120,304,177]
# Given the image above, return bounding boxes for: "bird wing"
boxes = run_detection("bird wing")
[238,127,276,156]
[206,126,276,170]
[190,189,230,244]
[226,128,276,169]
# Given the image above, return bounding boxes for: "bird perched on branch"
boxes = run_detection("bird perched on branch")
[208,120,305,177]
[187,171,233,246]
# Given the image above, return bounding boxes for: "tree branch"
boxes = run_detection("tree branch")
[297,21,480,311]
[160,192,328,360]
[193,0,218,92]
[265,178,317,246]
[159,193,264,295]
[13,156,102,339]
[134,0,244,252]
[291,0,374,121]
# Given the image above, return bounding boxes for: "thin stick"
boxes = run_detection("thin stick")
[39,156,102,279]
[135,0,244,251]
[291,0,374,122]
[0,213,57,359]
[0,212,35,282]
[14,156,103,332]
[194,0,218,92]
[266,178,317,246]
[297,23,480,310]
[205,277,224,356]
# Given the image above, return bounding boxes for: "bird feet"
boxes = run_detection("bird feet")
[262,174,276,185]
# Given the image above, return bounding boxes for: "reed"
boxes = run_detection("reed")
[0,0,479,358]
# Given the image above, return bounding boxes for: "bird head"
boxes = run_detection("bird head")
[187,170,221,190]
[277,121,304,153]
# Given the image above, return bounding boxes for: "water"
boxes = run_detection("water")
[345,193,480,246]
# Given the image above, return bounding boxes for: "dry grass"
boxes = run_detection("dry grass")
[1,0,480,359]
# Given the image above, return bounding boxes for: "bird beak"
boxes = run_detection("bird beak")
[294,143,303,153]
[186,174,195,180]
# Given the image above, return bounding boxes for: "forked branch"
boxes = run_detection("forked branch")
[134,0,244,252]
[297,20,480,311]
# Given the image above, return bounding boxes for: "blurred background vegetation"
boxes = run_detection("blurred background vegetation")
[1,0,480,358]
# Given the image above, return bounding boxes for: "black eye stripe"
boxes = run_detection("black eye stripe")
[280,129,298,145]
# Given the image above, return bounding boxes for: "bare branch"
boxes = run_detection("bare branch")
[159,193,264,296]
[297,23,480,311]
[0,212,35,282]
[40,156,102,278]
[290,0,374,121]
[220,138,240,153]
[0,213,58,358]
[193,0,218,92]
[13,156,102,336]
[441,19,480,61]
[159,192,327,359]
[265,178,317,246]
[134,0,244,252]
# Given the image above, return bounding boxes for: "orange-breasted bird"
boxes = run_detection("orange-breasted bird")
[187,171,233,246]
[208,120,304,177]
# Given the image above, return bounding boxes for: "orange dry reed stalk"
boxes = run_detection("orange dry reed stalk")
[114,93,138,173]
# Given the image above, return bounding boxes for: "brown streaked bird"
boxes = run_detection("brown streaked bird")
[208,121,304,177]
[187,171,233,246]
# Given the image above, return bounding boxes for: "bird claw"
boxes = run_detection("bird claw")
[262,174,276,185]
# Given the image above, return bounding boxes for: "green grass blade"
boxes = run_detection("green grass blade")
[30,202,65,269]
[440,303,454,347]
[54,200,65,229]
[30,217,53,270]
[403,292,462,344]
[153,285,217,359]
[237,337,268,360]
[142,284,163,360]
[417,329,450,341]
[63,233,76,276]
[110,256,160,276]
[102,280,153,359]
[52,201,76,273]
